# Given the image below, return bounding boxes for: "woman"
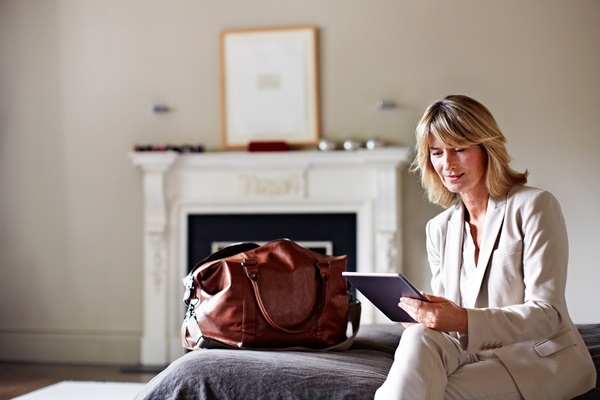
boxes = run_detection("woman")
[375,95,596,399]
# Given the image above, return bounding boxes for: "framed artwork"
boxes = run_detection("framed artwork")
[220,26,320,148]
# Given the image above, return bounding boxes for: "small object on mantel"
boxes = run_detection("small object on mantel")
[343,139,362,151]
[366,138,385,150]
[133,144,204,153]
[247,141,289,152]
[318,139,337,151]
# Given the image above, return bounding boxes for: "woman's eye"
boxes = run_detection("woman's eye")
[455,148,465,153]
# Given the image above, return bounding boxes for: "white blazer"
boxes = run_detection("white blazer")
[426,185,596,399]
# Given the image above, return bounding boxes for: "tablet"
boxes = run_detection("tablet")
[342,272,428,323]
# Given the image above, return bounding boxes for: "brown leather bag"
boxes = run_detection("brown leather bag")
[182,239,359,350]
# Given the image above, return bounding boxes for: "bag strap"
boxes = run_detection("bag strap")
[325,300,361,351]
[242,259,330,334]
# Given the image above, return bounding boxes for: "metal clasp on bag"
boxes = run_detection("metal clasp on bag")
[242,259,259,281]
[185,298,200,321]
[196,336,209,347]
[316,261,331,281]
[183,274,195,305]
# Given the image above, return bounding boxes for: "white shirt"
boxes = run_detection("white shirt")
[460,222,478,308]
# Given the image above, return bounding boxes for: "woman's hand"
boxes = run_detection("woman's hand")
[399,293,468,334]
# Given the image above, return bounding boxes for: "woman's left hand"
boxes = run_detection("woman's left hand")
[399,293,468,334]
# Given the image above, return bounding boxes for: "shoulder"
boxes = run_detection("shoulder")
[504,185,562,210]
[499,186,566,231]
[427,202,461,235]
[430,202,460,222]
[507,184,548,199]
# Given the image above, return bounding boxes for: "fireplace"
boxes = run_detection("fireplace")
[187,212,357,272]
[130,148,411,365]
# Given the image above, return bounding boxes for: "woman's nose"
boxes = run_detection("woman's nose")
[442,152,456,169]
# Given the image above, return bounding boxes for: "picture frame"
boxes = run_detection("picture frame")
[220,26,320,149]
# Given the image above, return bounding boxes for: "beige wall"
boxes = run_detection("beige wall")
[1,0,599,364]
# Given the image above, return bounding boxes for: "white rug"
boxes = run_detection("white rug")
[12,381,146,400]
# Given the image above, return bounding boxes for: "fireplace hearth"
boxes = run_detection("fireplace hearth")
[130,148,411,365]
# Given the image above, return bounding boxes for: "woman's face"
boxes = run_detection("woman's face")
[427,134,488,199]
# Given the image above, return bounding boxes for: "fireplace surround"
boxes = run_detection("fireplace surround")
[130,147,412,365]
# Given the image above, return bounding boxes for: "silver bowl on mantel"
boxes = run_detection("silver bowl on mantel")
[365,138,385,150]
[342,139,362,151]
[318,139,338,151]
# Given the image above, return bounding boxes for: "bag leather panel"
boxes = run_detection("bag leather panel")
[184,239,350,349]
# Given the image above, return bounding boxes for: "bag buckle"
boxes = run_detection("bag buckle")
[316,261,331,281]
[185,298,200,320]
[182,275,195,305]
[242,259,259,281]
[197,336,209,347]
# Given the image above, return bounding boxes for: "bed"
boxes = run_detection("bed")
[135,324,600,399]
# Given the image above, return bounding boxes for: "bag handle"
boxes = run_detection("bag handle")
[183,242,261,306]
[194,242,260,270]
[243,259,330,334]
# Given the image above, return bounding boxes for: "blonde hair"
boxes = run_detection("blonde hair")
[411,95,528,207]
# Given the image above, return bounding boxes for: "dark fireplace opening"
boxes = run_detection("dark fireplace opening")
[187,213,357,272]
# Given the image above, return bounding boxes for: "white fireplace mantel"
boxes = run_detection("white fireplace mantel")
[130,147,412,366]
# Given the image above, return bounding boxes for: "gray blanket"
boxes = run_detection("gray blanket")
[135,324,600,399]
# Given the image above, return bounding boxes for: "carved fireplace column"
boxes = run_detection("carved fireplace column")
[374,163,402,274]
[130,152,177,366]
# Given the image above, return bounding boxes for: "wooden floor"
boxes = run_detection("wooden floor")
[0,362,159,399]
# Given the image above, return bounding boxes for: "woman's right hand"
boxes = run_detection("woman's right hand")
[399,293,468,334]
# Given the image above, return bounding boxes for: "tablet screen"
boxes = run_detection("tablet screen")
[342,272,427,322]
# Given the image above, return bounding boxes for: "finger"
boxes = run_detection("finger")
[398,299,411,312]
[400,297,421,307]
[398,300,418,320]
[422,293,447,303]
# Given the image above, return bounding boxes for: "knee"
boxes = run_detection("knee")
[399,324,445,350]
[401,323,436,341]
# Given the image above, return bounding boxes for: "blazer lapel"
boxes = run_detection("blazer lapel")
[471,194,507,299]
[445,204,464,304]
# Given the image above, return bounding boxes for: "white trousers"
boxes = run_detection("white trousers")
[375,324,524,400]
